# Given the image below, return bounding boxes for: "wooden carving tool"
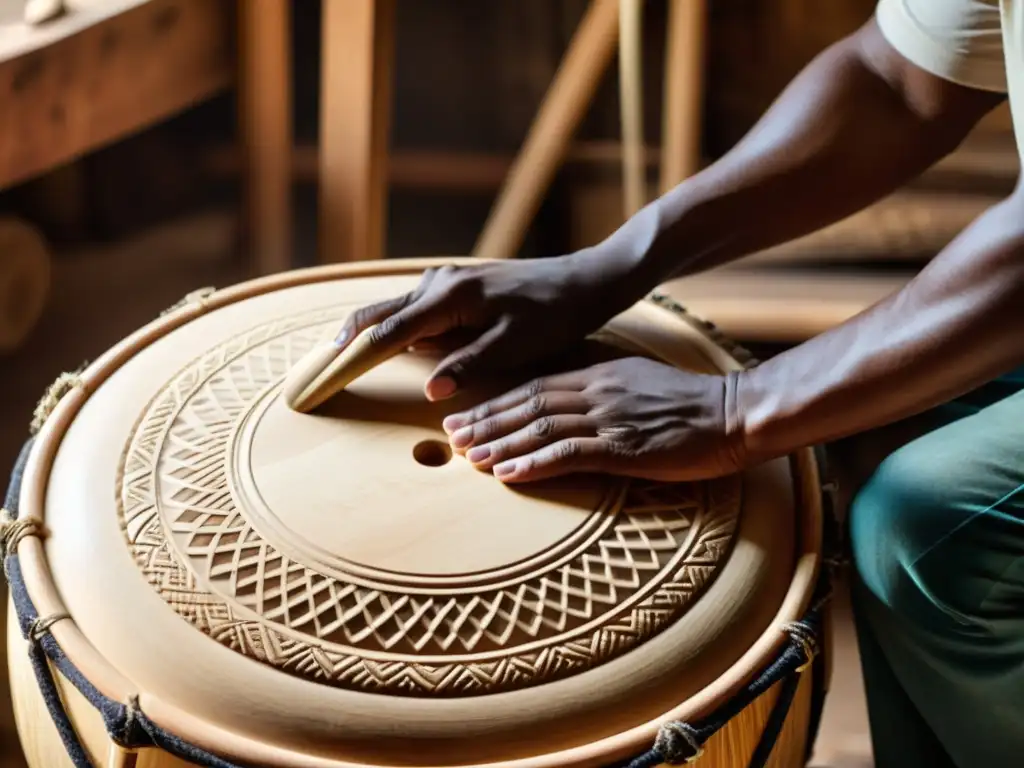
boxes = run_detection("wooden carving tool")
[283,326,400,413]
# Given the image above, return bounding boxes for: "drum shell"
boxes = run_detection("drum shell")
[8,607,830,768]
[4,259,832,768]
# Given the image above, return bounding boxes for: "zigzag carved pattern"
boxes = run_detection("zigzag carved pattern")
[118,308,742,696]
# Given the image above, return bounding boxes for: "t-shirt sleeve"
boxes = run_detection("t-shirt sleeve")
[875,0,1007,93]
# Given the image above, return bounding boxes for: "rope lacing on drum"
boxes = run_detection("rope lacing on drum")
[782,620,820,673]
[30,367,86,434]
[160,286,216,317]
[110,694,146,748]
[654,721,704,764]
[0,507,44,559]
[28,613,70,643]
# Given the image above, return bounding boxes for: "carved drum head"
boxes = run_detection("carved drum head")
[35,265,802,767]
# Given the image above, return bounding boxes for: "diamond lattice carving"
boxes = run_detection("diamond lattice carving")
[118,307,742,696]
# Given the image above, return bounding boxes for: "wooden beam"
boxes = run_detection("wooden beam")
[619,0,645,217]
[738,191,999,265]
[659,269,912,342]
[238,0,293,276]
[472,0,620,259]
[319,0,396,262]
[660,0,706,192]
[202,141,666,192]
[0,0,231,192]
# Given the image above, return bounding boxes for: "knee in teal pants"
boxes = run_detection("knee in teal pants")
[847,384,1024,768]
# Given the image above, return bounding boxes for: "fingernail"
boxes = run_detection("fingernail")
[494,461,515,477]
[334,328,350,347]
[451,427,473,449]
[467,445,490,463]
[427,376,457,401]
[442,414,466,433]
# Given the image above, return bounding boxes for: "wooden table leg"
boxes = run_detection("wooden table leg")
[319,0,396,263]
[659,0,706,194]
[238,0,293,275]
[472,0,620,260]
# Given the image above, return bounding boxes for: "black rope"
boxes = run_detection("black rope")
[3,438,255,768]
[3,435,837,768]
[620,608,825,767]
[747,664,802,768]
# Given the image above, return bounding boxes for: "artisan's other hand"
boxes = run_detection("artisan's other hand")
[442,357,744,483]
[334,252,644,401]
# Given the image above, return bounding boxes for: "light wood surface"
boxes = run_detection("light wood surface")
[319,0,395,263]
[8,258,825,767]
[237,0,292,276]
[0,0,231,191]
[473,0,621,259]
[283,329,407,413]
[0,217,50,353]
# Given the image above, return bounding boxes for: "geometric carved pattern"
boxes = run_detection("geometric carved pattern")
[118,307,743,697]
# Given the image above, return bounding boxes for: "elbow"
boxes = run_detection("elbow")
[851,18,1006,151]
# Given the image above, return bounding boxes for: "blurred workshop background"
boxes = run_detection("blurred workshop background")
[0,2,1018,767]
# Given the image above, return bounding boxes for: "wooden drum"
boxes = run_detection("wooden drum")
[2,258,832,768]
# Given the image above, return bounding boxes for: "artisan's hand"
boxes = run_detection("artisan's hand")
[442,357,745,483]
[334,253,643,401]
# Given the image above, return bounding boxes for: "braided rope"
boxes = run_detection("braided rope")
[30,368,86,435]
[114,694,144,748]
[0,507,45,558]
[782,620,820,673]
[655,721,704,764]
[159,287,216,317]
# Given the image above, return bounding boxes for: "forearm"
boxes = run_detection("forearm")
[735,190,1024,464]
[590,19,1002,292]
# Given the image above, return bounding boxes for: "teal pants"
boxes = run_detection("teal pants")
[843,367,1024,768]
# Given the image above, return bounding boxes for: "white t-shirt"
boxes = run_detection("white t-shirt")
[877,0,1021,156]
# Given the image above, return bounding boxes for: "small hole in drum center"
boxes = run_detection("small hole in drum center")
[413,439,452,467]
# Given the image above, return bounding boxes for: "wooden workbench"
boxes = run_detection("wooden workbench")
[0,0,231,355]
[0,0,231,191]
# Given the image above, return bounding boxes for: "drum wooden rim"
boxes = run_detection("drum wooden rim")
[15,257,823,768]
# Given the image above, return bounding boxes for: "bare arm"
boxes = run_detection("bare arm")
[735,189,1024,463]
[597,17,1024,461]
[328,16,1010,409]
[597,18,1005,292]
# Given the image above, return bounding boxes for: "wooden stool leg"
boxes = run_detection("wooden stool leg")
[472,0,620,260]
[238,0,293,276]
[319,0,396,263]
[659,0,706,194]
